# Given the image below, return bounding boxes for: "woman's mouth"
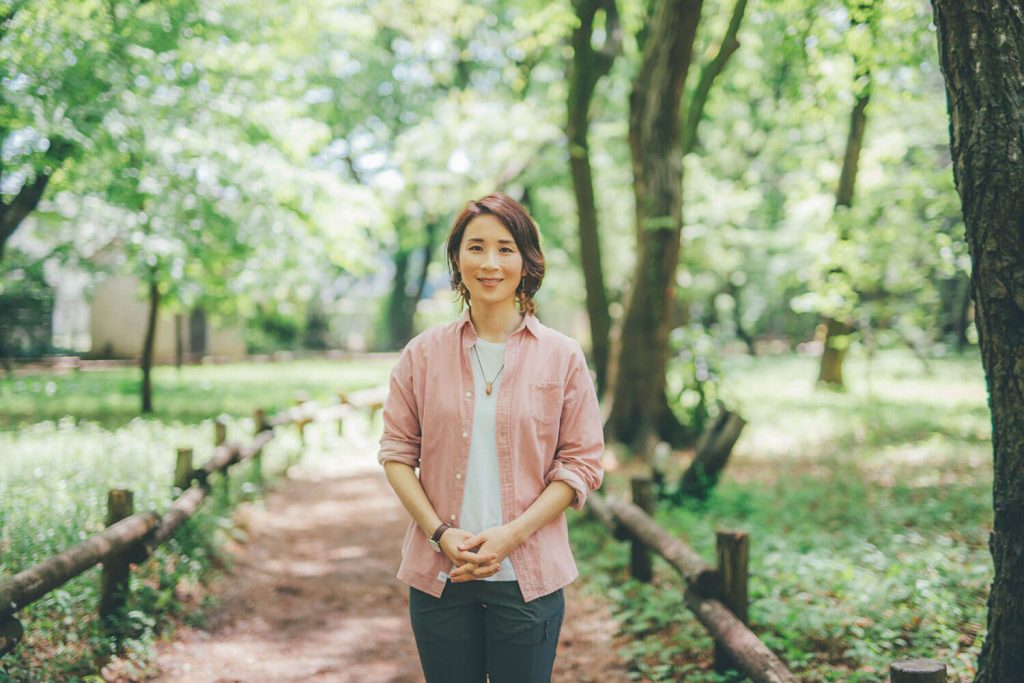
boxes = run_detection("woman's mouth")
[478,278,502,287]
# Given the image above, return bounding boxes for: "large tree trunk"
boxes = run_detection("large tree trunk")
[568,0,620,396]
[818,89,870,386]
[930,3,1024,681]
[604,0,703,449]
[605,0,746,449]
[140,275,160,414]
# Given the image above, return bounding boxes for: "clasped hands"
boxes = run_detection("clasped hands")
[440,525,521,583]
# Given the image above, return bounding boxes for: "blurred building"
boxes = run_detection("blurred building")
[89,274,246,361]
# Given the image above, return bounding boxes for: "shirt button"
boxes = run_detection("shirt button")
[455,473,462,480]
[465,391,472,398]
[450,513,456,521]
[462,431,468,438]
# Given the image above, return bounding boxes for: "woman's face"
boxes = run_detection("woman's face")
[458,214,524,311]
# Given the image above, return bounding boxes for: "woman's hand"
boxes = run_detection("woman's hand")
[439,527,498,571]
[448,524,522,583]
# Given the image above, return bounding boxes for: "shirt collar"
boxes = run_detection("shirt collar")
[458,308,538,346]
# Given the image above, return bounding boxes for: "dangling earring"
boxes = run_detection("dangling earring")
[458,281,469,300]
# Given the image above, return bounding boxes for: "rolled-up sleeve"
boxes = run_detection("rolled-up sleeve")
[544,346,604,509]
[378,347,422,468]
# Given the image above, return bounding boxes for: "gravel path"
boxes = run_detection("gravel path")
[149,424,631,683]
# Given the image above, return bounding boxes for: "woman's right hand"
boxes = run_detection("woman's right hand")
[439,527,500,581]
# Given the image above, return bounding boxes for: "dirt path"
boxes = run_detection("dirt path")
[149,425,631,683]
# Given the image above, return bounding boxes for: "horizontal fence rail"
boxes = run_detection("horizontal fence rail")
[0,386,387,659]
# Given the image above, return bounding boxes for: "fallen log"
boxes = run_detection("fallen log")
[0,512,160,621]
[677,408,746,500]
[684,589,797,683]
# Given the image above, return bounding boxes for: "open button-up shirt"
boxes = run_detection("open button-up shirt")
[378,310,605,602]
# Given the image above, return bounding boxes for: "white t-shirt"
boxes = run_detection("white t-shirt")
[457,338,517,581]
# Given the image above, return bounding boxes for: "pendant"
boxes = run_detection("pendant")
[486,382,493,396]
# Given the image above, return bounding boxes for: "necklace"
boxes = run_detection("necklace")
[472,344,505,396]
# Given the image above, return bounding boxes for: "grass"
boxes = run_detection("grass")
[0,358,395,682]
[571,348,992,682]
[0,358,397,430]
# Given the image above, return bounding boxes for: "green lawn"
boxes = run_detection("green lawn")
[571,349,992,682]
[0,357,397,429]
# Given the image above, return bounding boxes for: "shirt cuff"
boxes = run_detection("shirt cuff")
[544,465,589,510]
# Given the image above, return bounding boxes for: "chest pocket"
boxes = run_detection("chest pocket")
[531,382,564,424]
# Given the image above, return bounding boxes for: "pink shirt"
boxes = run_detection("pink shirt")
[378,310,605,602]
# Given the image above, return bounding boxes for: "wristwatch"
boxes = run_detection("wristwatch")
[428,522,453,553]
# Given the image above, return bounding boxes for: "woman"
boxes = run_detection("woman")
[378,192,605,683]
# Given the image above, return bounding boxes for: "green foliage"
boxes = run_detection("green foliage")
[572,350,990,681]
[0,249,54,357]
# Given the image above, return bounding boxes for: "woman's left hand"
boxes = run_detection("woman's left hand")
[448,524,522,582]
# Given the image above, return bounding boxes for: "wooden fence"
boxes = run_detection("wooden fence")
[589,475,949,683]
[0,388,386,659]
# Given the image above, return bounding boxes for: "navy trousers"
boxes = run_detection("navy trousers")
[409,580,565,683]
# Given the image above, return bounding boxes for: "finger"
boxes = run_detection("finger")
[457,549,498,565]
[449,563,476,579]
[472,562,501,576]
[458,533,485,551]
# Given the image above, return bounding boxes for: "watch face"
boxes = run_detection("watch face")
[429,539,442,552]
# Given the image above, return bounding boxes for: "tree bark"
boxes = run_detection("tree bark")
[604,0,703,449]
[568,0,620,396]
[140,274,160,414]
[930,3,1024,681]
[819,89,870,386]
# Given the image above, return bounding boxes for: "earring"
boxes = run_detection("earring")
[458,281,469,299]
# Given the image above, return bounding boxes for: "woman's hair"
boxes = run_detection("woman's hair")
[445,192,545,315]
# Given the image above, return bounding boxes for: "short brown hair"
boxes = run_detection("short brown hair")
[446,192,545,315]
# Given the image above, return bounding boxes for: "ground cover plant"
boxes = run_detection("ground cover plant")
[571,349,991,682]
[0,359,393,681]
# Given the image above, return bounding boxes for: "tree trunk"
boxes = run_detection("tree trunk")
[604,0,703,449]
[819,90,870,386]
[931,3,1024,681]
[568,0,620,396]
[174,313,184,370]
[140,275,160,414]
[605,0,746,449]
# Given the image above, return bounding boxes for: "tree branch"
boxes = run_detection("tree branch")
[681,0,748,155]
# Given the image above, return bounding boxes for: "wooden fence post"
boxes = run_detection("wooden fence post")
[294,392,310,446]
[890,659,946,682]
[216,418,231,507]
[252,408,267,486]
[336,389,347,435]
[214,418,227,448]
[0,617,23,657]
[713,530,750,673]
[174,447,193,493]
[99,489,134,626]
[630,476,655,582]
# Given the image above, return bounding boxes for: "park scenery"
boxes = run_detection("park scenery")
[1,1,1021,682]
